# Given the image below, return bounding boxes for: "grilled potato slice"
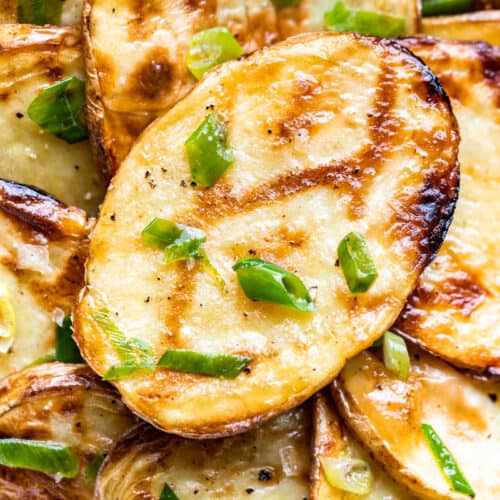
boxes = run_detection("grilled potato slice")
[0,362,135,499]
[0,24,104,214]
[278,0,420,39]
[75,33,459,437]
[0,0,84,24]
[96,406,310,500]
[332,349,500,499]
[422,11,500,46]
[311,391,416,499]
[0,179,92,375]
[394,38,500,373]
[84,0,280,176]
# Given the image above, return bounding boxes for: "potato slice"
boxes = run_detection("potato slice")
[394,38,500,373]
[0,0,83,24]
[311,391,416,499]
[0,24,103,214]
[278,0,420,39]
[422,11,500,46]
[95,406,309,499]
[84,0,280,176]
[75,32,459,437]
[0,362,135,499]
[332,349,500,499]
[0,178,92,375]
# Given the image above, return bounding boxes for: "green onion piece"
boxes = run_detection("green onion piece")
[158,350,252,379]
[320,456,373,495]
[233,258,315,312]
[421,424,475,497]
[324,1,407,37]
[371,337,383,348]
[422,0,473,17]
[55,315,83,363]
[0,439,78,478]
[273,0,299,7]
[185,113,234,187]
[337,232,378,294]
[27,77,88,144]
[84,452,106,486]
[18,0,62,25]
[382,331,410,380]
[93,309,155,380]
[186,27,244,80]
[160,482,179,500]
[24,351,56,368]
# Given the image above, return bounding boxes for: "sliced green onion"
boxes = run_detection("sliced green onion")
[27,77,87,144]
[337,232,378,294]
[324,1,407,37]
[18,0,62,25]
[320,456,373,495]
[55,315,83,363]
[421,424,475,497]
[273,0,299,7]
[186,27,243,80]
[0,439,78,478]
[158,350,252,379]
[422,0,473,17]
[93,309,155,380]
[142,218,224,288]
[160,482,179,500]
[382,331,410,380]
[24,351,56,368]
[233,258,315,312]
[185,113,234,187]
[84,452,106,485]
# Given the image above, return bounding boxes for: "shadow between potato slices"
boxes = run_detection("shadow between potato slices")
[74,32,459,437]
[0,362,135,499]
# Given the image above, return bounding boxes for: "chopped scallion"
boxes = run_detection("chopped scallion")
[158,350,252,379]
[273,0,299,7]
[233,258,315,312]
[27,77,88,144]
[422,0,473,17]
[160,482,179,500]
[421,423,475,497]
[84,452,106,485]
[185,113,234,187]
[320,456,373,495]
[337,232,378,293]
[324,1,407,37]
[55,315,83,363]
[382,331,410,380]
[186,27,243,80]
[0,439,79,478]
[18,0,62,25]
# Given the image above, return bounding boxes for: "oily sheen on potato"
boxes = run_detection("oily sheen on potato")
[95,406,309,499]
[311,391,416,500]
[332,350,500,499]
[394,38,500,373]
[0,179,92,375]
[0,363,135,499]
[0,25,103,214]
[75,33,459,437]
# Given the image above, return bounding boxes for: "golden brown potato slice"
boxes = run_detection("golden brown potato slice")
[0,362,135,499]
[0,24,104,214]
[75,33,459,437]
[394,38,500,373]
[96,406,310,500]
[84,0,280,176]
[0,178,92,375]
[0,0,84,24]
[332,350,500,499]
[278,0,420,39]
[422,11,500,46]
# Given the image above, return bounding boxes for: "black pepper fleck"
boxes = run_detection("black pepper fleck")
[258,469,272,482]
[248,249,256,256]
[190,181,197,187]
[145,296,151,303]
[334,259,339,267]
[246,488,254,494]
[110,213,116,221]
[489,393,497,403]
[180,180,187,187]
[243,367,251,375]
[15,112,23,119]
[144,170,151,178]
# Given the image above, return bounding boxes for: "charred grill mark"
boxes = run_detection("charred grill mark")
[476,42,500,106]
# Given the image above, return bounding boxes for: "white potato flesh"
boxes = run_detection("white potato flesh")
[75,33,459,437]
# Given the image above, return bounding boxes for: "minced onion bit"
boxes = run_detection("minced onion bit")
[0,439,79,478]
[421,423,475,497]
[0,284,15,354]
[186,27,243,80]
[320,456,373,495]
[382,331,410,380]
